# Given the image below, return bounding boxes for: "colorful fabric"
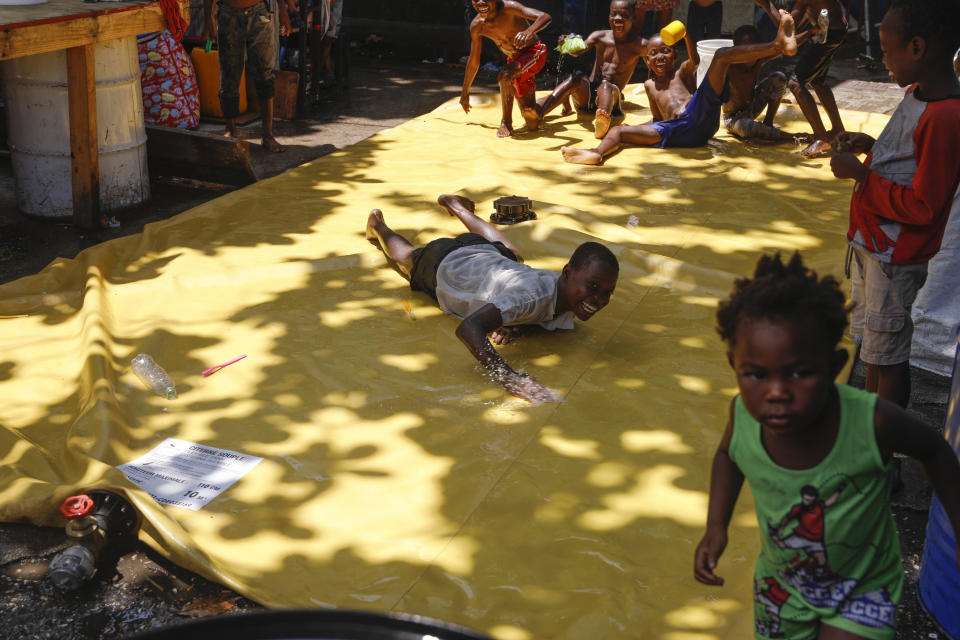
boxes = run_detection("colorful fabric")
[507,42,547,97]
[649,75,729,147]
[138,31,200,129]
[847,85,960,265]
[729,384,903,640]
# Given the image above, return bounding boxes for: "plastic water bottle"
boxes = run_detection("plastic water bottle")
[132,353,177,399]
[814,8,829,44]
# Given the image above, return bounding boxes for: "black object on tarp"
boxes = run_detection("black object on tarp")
[126,609,495,640]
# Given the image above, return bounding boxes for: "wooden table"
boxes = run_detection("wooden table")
[0,0,189,228]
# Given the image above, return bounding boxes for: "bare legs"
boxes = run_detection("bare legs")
[865,362,911,409]
[437,194,523,261]
[223,97,286,153]
[791,79,845,157]
[706,13,795,97]
[366,210,416,277]
[536,74,591,120]
[536,75,621,138]
[562,123,663,164]
[259,96,285,152]
[497,62,540,137]
[365,196,524,273]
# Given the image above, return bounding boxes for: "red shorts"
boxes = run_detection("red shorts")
[507,42,547,97]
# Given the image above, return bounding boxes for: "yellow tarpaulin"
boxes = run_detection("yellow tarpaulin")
[0,88,890,639]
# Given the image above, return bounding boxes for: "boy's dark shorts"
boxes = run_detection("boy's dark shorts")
[409,233,518,300]
[576,76,625,117]
[792,29,845,87]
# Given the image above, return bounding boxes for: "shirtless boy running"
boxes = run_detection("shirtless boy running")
[461,0,552,137]
[562,10,797,164]
[535,0,646,139]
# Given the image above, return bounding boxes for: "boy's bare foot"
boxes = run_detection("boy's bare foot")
[437,194,475,216]
[594,109,612,139]
[521,107,541,131]
[561,146,603,165]
[798,138,832,158]
[365,209,385,249]
[497,121,514,137]
[775,10,798,56]
[262,135,287,152]
[222,127,238,139]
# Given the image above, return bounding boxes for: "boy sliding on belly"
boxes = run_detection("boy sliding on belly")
[461,0,552,137]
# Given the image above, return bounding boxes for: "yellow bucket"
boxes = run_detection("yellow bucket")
[660,20,686,46]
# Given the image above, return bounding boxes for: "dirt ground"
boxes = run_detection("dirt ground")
[0,40,954,639]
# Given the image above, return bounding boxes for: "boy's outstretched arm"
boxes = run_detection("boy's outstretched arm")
[684,29,699,68]
[559,29,602,58]
[694,402,745,586]
[461,26,484,113]
[875,399,960,569]
[455,303,556,404]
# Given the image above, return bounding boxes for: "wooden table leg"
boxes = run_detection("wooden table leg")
[66,44,100,229]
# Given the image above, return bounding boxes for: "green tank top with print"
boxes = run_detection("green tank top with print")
[729,383,903,626]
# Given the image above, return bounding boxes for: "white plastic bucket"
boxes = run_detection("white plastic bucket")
[695,38,733,89]
[0,36,149,219]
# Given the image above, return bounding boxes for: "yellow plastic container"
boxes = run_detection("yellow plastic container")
[660,20,686,46]
[189,47,246,118]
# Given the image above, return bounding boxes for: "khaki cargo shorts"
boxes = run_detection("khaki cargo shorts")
[849,247,928,366]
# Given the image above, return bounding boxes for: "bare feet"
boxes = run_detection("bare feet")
[799,138,832,158]
[365,209,385,249]
[561,146,603,165]
[437,194,475,216]
[262,135,286,152]
[521,106,541,132]
[222,126,238,139]
[594,109,612,139]
[497,121,514,137]
[775,10,798,56]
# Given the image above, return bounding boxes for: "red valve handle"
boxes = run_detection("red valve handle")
[60,494,94,519]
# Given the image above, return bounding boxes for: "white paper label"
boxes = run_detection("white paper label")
[118,438,263,511]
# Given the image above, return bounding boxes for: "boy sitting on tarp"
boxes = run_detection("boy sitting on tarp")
[723,24,812,142]
[365,195,619,404]
[535,0,647,139]
[561,9,798,164]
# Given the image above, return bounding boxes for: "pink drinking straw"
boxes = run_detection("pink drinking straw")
[202,354,247,377]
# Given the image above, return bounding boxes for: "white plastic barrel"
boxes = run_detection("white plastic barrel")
[695,39,733,89]
[0,36,149,219]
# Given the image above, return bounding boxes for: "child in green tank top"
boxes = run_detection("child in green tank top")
[693,252,960,640]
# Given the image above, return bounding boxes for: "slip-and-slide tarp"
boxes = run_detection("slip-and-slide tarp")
[0,88,901,639]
